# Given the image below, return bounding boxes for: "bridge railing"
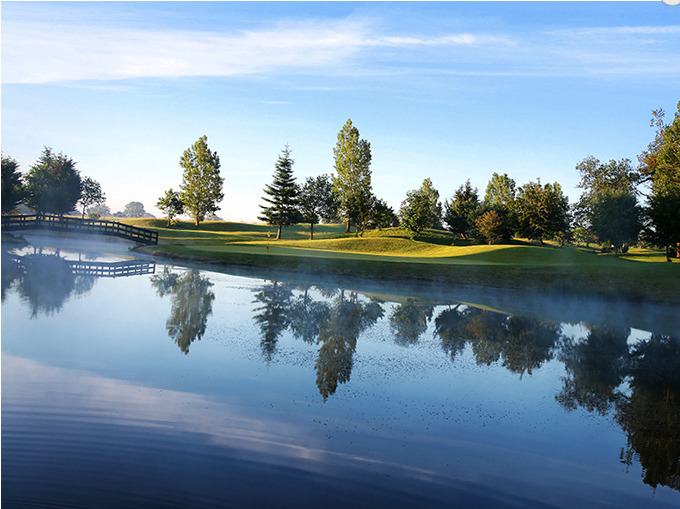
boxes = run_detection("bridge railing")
[1,214,158,245]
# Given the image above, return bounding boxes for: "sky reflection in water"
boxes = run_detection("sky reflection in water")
[2,243,679,508]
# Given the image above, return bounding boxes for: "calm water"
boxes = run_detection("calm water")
[2,237,679,508]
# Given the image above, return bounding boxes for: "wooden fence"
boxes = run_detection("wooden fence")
[1,214,158,245]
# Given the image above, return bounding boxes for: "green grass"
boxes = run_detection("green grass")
[121,219,680,304]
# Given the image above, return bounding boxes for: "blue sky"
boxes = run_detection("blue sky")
[2,1,679,222]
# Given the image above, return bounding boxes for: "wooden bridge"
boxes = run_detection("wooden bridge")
[8,254,156,278]
[1,214,158,245]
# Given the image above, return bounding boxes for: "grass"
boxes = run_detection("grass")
[121,219,679,304]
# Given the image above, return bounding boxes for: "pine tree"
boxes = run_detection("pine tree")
[259,146,300,240]
[179,135,224,226]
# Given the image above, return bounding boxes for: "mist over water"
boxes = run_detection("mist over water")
[2,238,679,508]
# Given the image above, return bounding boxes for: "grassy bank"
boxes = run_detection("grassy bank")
[124,219,679,304]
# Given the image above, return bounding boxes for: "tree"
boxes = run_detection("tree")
[1,155,24,214]
[332,119,373,233]
[642,103,680,260]
[443,180,479,240]
[589,190,642,253]
[475,210,505,245]
[298,174,337,240]
[24,147,81,216]
[399,178,442,239]
[87,204,111,218]
[484,172,517,209]
[78,176,105,219]
[575,157,643,253]
[179,135,224,226]
[258,146,300,240]
[515,180,570,246]
[367,196,399,230]
[120,201,150,218]
[156,189,185,226]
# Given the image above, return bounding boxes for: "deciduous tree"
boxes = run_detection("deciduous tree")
[78,176,105,218]
[24,147,81,216]
[332,119,372,233]
[298,174,338,239]
[399,178,442,239]
[157,189,185,226]
[180,135,224,226]
[1,155,24,214]
[515,180,570,246]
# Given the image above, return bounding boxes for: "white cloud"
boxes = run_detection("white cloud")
[1,17,516,84]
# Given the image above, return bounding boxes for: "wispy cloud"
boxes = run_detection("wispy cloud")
[1,18,513,84]
[2,16,679,85]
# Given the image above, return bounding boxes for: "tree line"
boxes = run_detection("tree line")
[3,103,678,258]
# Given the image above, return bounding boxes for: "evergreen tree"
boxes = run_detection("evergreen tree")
[259,146,300,240]
[179,135,224,226]
[443,180,480,240]
[332,119,372,233]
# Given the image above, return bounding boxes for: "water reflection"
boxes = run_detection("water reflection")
[151,267,215,354]
[1,248,154,317]
[3,254,679,495]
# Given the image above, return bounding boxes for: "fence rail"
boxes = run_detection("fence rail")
[8,254,156,278]
[1,214,158,245]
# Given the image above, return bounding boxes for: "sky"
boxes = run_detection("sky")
[2,1,679,222]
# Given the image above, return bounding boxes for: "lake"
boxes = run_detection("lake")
[2,236,679,508]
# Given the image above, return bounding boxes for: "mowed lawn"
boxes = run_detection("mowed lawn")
[125,218,679,303]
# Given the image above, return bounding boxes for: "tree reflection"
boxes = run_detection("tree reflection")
[1,251,24,301]
[389,298,434,346]
[288,285,329,344]
[315,291,384,400]
[433,305,560,375]
[556,325,630,415]
[151,268,215,354]
[252,281,293,361]
[616,334,680,491]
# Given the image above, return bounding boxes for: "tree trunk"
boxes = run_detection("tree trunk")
[346,220,351,233]
[195,217,200,226]
[276,225,282,240]
[539,239,545,247]
[309,223,314,240]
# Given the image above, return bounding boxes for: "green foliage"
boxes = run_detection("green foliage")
[443,180,479,239]
[484,172,516,209]
[119,201,152,218]
[87,204,111,217]
[157,188,185,226]
[576,156,639,197]
[589,190,642,254]
[24,147,82,216]
[367,196,399,230]
[298,174,339,239]
[644,102,680,259]
[516,180,570,246]
[332,119,373,233]
[1,155,24,214]
[180,135,224,227]
[258,146,300,240]
[151,268,214,354]
[78,176,105,218]
[399,178,442,239]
